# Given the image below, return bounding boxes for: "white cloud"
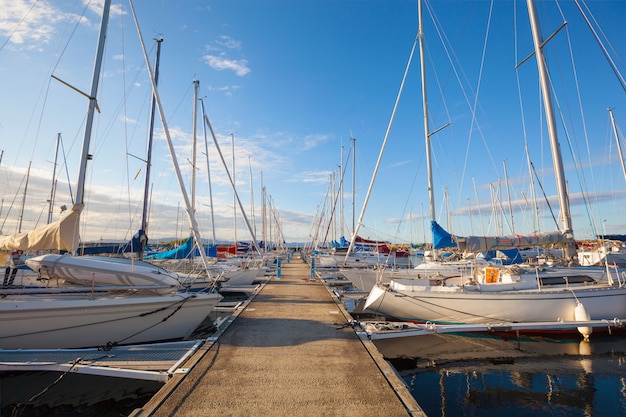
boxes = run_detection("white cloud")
[202,54,250,77]
[0,0,124,50]
[302,134,332,151]
[216,35,241,50]
[0,0,63,47]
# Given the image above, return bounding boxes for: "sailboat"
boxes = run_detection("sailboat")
[0,0,221,349]
[363,0,626,334]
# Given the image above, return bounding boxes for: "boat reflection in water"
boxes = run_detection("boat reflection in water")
[378,333,626,416]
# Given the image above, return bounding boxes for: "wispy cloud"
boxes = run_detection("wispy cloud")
[302,134,332,151]
[297,170,334,184]
[0,0,65,48]
[202,35,249,76]
[0,0,123,50]
[202,54,250,76]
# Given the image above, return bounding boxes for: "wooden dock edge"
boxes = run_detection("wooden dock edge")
[129,279,268,417]
[320,275,427,417]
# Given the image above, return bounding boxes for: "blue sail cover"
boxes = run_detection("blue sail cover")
[481,249,523,265]
[431,221,457,249]
[144,236,217,260]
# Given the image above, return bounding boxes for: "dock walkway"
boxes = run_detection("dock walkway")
[132,254,424,416]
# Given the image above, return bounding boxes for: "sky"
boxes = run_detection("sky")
[1,0,626,247]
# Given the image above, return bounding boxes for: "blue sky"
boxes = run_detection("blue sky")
[1,0,626,246]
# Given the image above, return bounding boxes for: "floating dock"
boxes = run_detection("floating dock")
[131,254,425,416]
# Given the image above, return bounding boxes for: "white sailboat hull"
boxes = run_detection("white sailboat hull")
[0,291,221,349]
[364,280,626,325]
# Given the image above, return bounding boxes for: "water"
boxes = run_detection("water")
[0,371,162,417]
[379,333,626,416]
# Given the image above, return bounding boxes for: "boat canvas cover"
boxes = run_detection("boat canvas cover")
[431,221,458,249]
[144,236,217,260]
[0,204,82,259]
[454,229,568,252]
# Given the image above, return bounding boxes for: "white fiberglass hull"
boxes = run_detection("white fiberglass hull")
[364,280,626,325]
[0,291,222,349]
[341,268,417,292]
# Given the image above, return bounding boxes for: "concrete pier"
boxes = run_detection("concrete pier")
[132,254,425,416]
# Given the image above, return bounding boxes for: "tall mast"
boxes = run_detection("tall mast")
[75,0,111,206]
[609,108,626,183]
[339,144,344,239]
[231,133,237,247]
[200,99,217,245]
[47,133,61,224]
[526,0,575,257]
[139,36,162,258]
[261,172,266,253]
[130,0,215,273]
[249,156,256,238]
[351,136,356,234]
[191,79,199,214]
[419,0,435,225]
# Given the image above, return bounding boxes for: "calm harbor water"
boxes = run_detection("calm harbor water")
[379,333,626,416]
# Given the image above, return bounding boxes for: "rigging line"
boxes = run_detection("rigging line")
[29,1,94,172]
[514,0,541,233]
[60,135,75,204]
[111,296,190,347]
[561,20,600,238]
[459,0,499,207]
[551,90,597,238]
[532,14,598,237]
[321,149,352,245]
[0,296,190,342]
[425,0,499,209]
[344,31,418,262]
[390,289,515,323]
[394,147,425,240]
[118,0,136,251]
[573,0,626,93]
[0,0,39,53]
[51,0,94,74]
[530,161,559,230]
[0,172,26,232]
[26,357,83,403]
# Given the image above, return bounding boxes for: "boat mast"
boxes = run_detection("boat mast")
[200,98,217,245]
[339,144,344,240]
[419,0,435,227]
[47,134,61,224]
[526,0,575,257]
[351,135,356,234]
[129,0,214,273]
[201,114,262,255]
[75,0,111,207]
[261,171,266,252]
[139,36,163,259]
[608,108,626,183]
[192,79,199,214]
[249,156,256,238]
[231,133,237,248]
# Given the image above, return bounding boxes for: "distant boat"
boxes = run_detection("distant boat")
[0,0,221,349]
